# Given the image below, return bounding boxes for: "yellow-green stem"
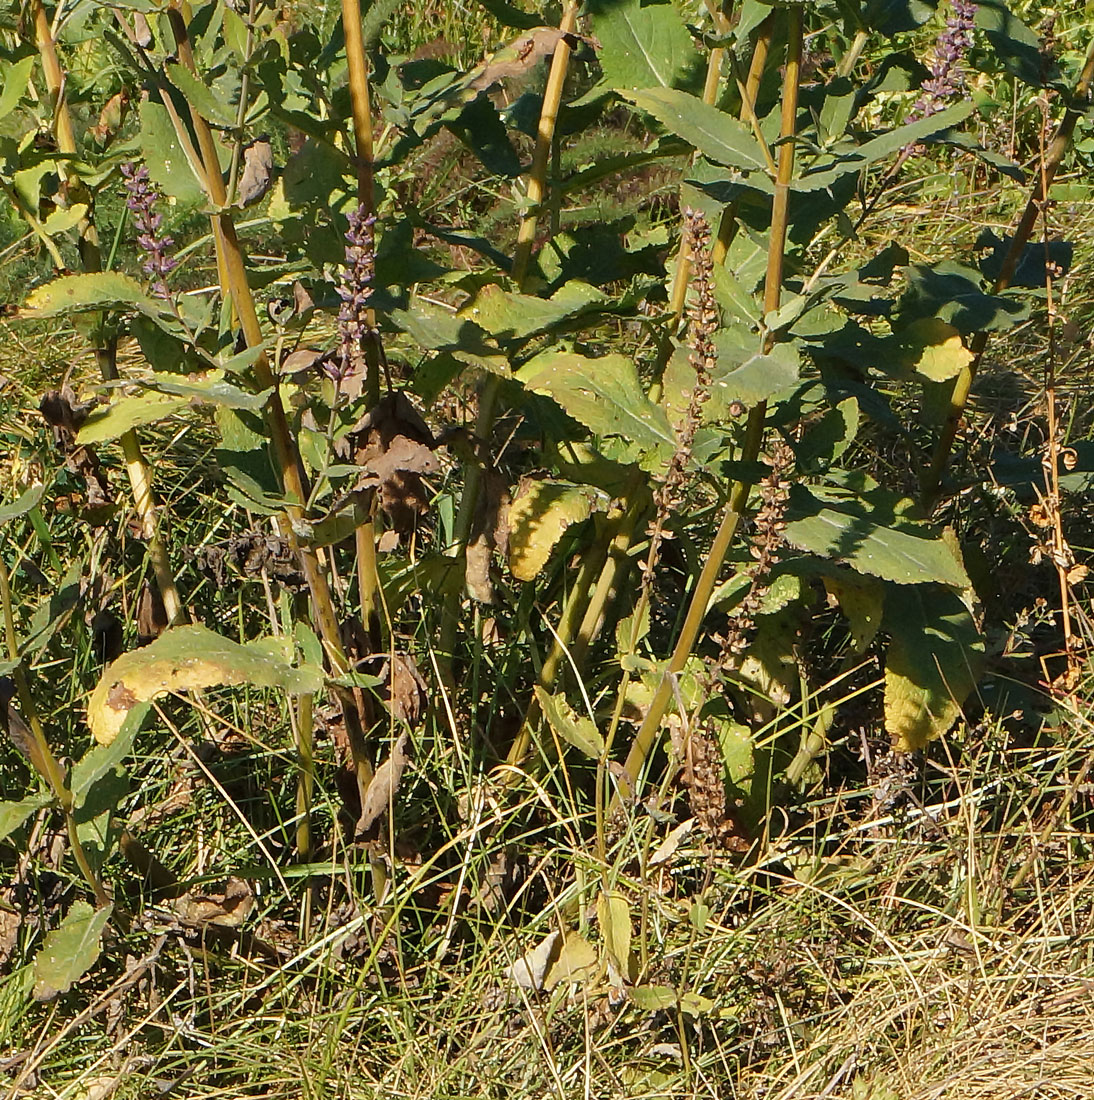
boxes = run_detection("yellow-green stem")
[511,1,579,288]
[33,0,183,625]
[1,553,111,909]
[922,38,1094,508]
[615,6,802,800]
[167,4,375,814]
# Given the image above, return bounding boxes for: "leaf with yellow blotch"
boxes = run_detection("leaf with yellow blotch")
[823,573,885,654]
[507,480,591,581]
[894,318,974,382]
[883,584,983,752]
[87,625,323,745]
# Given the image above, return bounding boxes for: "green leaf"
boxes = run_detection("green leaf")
[21,273,157,319]
[87,626,323,746]
[518,351,675,449]
[507,481,592,581]
[390,300,508,375]
[0,56,36,120]
[822,572,885,654]
[795,102,975,192]
[69,704,150,808]
[144,370,272,411]
[535,687,605,759]
[621,88,769,173]
[0,793,51,843]
[893,318,973,382]
[166,62,238,128]
[975,2,1062,90]
[795,396,859,471]
[783,486,970,589]
[41,203,89,237]
[138,98,206,208]
[587,0,701,91]
[32,901,112,1001]
[0,485,45,524]
[883,584,984,752]
[898,261,1029,334]
[459,282,608,343]
[76,392,189,444]
[630,985,714,1016]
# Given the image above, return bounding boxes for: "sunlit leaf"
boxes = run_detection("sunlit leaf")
[518,351,675,449]
[621,88,769,173]
[587,0,701,91]
[883,583,984,751]
[33,902,112,1001]
[76,392,189,444]
[535,686,605,759]
[508,481,592,581]
[893,318,974,382]
[87,626,323,745]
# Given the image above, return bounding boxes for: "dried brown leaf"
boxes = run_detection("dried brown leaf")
[356,731,411,836]
[173,877,255,928]
[236,137,274,207]
[469,28,596,91]
[136,580,168,646]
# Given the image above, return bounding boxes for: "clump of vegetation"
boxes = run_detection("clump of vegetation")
[2,0,1093,1096]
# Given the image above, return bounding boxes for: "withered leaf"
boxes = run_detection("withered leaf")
[381,652,427,726]
[350,394,438,535]
[236,137,274,207]
[173,876,255,927]
[469,28,597,91]
[466,467,510,604]
[356,731,412,836]
[40,386,95,444]
[136,580,168,646]
[89,89,129,145]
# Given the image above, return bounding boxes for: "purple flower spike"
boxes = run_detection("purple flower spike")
[121,163,177,299]
[330,204,377,383]
[911,0,978,120]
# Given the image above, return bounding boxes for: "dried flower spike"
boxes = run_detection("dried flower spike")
[120,163,177,298]
[332,204,378,383]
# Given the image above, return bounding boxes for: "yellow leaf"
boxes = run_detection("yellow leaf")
[823,574,884,654]
[544,931,599,990]
[894,318,974,382]
[507,481,591,581]
[597,890,632,976]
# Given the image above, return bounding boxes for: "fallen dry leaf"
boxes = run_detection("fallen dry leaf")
[356,731,412,836]
[469,28,597,91]
[173,877,255,928]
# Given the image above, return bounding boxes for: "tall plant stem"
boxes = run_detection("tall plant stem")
[921,39,1094,509]
[32,0,183,626]
[1,553,112,910]
[341,0,381,410]
[616,6,802,799]
[669,0,735,321]
[166,4,375,805]
[510,1,579,288]
[440,2,579,667]
[713,14,774,267]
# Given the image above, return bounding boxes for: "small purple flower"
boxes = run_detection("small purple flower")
[911,0,978,120]
[120,163,177,298]
[329,204,377,383]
